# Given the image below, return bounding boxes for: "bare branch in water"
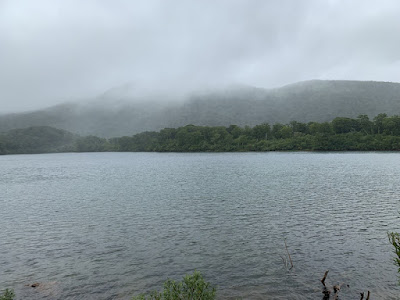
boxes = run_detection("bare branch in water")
[284,239,294,270]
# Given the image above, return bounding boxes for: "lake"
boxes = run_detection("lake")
[1,152,399,299]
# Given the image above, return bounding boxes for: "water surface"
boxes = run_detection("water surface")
[1,152,399,299]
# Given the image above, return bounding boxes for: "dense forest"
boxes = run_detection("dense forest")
[1,80,400,137]
[2,113,400,154]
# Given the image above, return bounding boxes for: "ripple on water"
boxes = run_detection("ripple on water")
[0,152,400,299]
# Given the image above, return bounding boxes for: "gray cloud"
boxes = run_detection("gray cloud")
[1,0,400,112]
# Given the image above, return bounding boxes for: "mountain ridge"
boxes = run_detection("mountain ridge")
[1,79,400,137]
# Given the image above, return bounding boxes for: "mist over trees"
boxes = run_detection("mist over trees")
[0,126,76,154]
[2,113,400,154]
[1,80,400,138]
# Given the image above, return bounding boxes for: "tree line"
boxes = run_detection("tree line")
[2,113,400,154]
[107,113,400,152]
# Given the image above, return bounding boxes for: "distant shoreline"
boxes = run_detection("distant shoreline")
[2,114,400,154]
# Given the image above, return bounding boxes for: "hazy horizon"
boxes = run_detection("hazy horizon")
[1,0,400,112]
[3,78,400,115]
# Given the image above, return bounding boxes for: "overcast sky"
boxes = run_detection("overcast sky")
[1,0,400,112]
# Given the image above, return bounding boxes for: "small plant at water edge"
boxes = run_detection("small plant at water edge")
[0,289,15,300]
[388,231,400,274]
[132,271,216,300]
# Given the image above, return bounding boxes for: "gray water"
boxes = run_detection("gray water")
[0,152,399,299]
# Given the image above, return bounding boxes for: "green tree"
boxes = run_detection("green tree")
[208,127,230,150]
[308,122,333,136]
[113,136,135,151]
[271,123,284,139]
[129,132,160,151]
[332,117,360,134]
[226,125,242,139]
[373,113,388,134]
[279,126,293,139]
[252,123,271,140]
[75,135,110,152]
[289,121,308,135]
[159,128,177,143]
[234,135,251,149]
[357,114,373,134]
[382,115,400,136]
[176,125,203,151]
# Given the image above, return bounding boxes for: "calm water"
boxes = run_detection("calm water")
[1,152,399,299]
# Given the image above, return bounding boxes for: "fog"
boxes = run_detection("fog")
[1,0,400,112]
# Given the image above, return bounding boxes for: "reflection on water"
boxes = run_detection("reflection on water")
[1,152,399,299]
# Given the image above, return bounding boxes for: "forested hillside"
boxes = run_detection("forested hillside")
[2,113,400,154]
[1,80,400,137]
[106,113,400,152]
[0,126,77,154]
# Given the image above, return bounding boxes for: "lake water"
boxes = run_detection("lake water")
[1,152,399,299]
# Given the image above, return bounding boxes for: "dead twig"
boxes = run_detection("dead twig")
[279,254,288,269]
[321,270,329,287]
[320,271,347,300]
[284,239,294,270]
[321,271,367,300]
[359,290,370,300]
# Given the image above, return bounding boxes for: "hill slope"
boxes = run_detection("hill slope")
[1,80,400,137]
[0,126,77,154]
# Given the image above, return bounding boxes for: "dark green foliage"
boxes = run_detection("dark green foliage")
[382,115,400,135]
[74,135,113,152]
[0,126,76,154]
[357,114,373,134]
[308,122,333,136]
[374,113,388,134]
[132,271,216,300]
[388,232,400,275]
[0,126,113,154]
[289,120,308,135]
[251,123,271,140]
[0,289,15,300]
[332,117,360,134]
[2,113,400,154]
[107,113,400,152]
